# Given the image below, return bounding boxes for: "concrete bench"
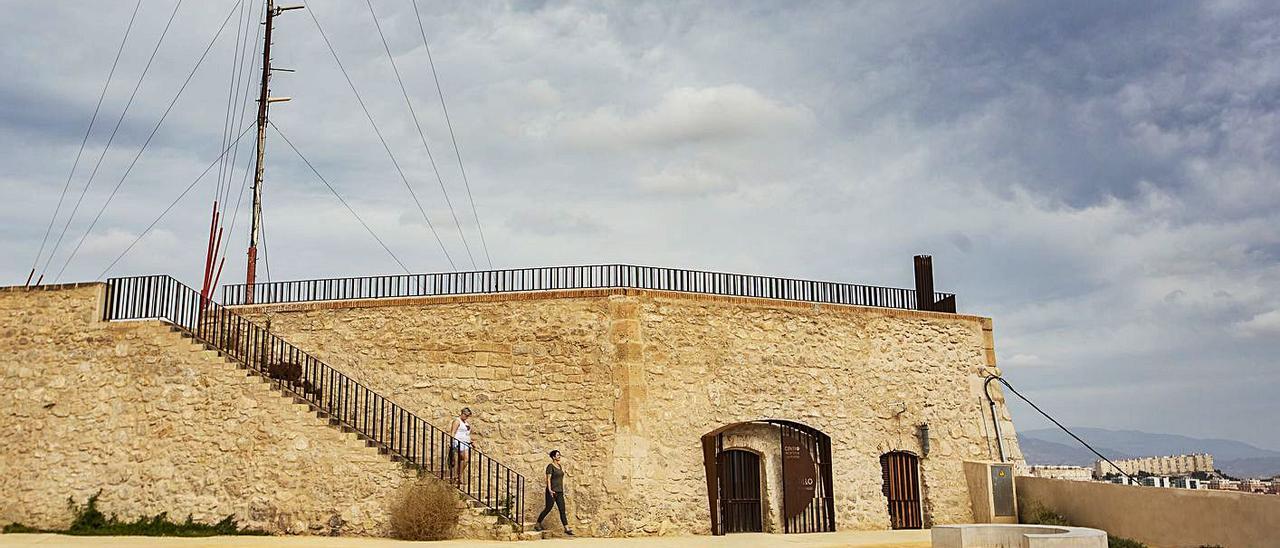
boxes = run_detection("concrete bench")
[932,523,1108,548]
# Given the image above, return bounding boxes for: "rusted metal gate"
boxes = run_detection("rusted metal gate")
[718,450,763,533]
[703,420,836,536]
[780,423,836,533]
[880,451,923,529]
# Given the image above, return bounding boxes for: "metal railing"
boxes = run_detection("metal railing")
[104,275,525,529]
[223,264,956,311]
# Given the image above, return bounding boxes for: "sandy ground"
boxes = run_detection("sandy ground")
[0,530,931,548]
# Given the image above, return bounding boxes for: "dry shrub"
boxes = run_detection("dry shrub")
[389,477,461,541]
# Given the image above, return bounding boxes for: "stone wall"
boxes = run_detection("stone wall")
[235,288,1024,536]
[0,284,415,535]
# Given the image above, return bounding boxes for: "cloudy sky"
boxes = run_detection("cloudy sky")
[3,1,1278,449]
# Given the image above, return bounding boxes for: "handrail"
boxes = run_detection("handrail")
[104,275,525,529]
[222,263,957,311]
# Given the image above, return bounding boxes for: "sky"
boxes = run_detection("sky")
[2,1,1278,450]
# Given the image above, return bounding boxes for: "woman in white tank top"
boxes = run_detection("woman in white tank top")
[450,407,473,486]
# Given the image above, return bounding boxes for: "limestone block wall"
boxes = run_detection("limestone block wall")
[0,284,414,535]
[236,291,623,534]
[236,288,1023,536]
[627,293,1018,531]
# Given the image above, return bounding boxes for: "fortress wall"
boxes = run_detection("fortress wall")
[0,285,414,535]
[236,291,627,534]
[238,288,1021,535]
[627,293,1012,529]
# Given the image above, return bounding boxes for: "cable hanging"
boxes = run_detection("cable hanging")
[412,0,494,268]
[271,121,412,274]
[40,0,186,282]
[27,0,143,286]
[99,123,256,279]
[307,5,457,271]
[983,375,1137,483]
[214,0,250,206]
[212,0,266,277]
[366,0,475,269]
[55,0,243,282]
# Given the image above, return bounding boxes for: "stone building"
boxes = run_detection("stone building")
[1094,454,1214,478]
[1,261,1025,537]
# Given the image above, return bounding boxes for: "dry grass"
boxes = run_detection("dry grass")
[388,477,461,541]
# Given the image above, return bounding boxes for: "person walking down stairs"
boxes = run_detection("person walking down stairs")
[450,408,474,487]
[535,450,574,535]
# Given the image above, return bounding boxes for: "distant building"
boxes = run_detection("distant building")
[1171,477,1203,489]
[1110,476,1139,486]
[1140,476,1171,488]
[1208,478,1240,491]
[1239,479,1267,493]
[1094,453,1214,478]
[1027,465,1093,481]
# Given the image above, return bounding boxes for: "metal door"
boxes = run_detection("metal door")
[718,450,763,533]
[880,451,923,529]
[780,423,836,533]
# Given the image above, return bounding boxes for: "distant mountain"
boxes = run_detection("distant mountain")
[1020,427,1280,461]
[1018,427,1280,479]
[1017,435,1131,467]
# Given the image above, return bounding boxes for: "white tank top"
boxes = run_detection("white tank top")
[455,420,472,443]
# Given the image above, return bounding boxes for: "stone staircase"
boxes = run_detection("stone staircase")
[149,321,545,541]
[102,275,539,540]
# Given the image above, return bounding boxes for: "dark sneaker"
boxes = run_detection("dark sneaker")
[564,528,575,536]
[533,523,544,532]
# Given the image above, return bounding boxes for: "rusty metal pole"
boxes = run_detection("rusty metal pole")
[246,0,275,304]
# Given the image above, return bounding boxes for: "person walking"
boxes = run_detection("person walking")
[535,450,574,535]
[449,408,474,486]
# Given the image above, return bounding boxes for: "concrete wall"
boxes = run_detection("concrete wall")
[1017,476,1280,548]
[236,288,1024,535]
[0,284,414,535]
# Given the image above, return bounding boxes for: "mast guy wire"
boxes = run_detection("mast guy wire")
[412,0,493,268]
[271,121,412,274]
[29,0,143,284]
[40,0,186,281]
[366,0,475,269]
[99,123,255,279]
[57,0,243,282]
[306,4,456,271]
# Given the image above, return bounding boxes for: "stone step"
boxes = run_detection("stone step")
[154,319,527,532]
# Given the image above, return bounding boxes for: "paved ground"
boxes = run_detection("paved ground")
[0,531,931,548]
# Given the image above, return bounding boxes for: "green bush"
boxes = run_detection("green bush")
[2,491,266,537]
[1109,537,1147,548]
[1020,501,1070,526]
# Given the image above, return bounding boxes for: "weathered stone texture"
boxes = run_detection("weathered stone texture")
[0,285,414,535]
[236,289,1024,536]
[238,293,620,535]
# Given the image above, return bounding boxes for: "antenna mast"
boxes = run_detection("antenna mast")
[246,0,302,303]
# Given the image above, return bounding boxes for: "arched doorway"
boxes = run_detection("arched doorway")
[880,451,923,529]
[702,420,835,535]
[718,449,763,533]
